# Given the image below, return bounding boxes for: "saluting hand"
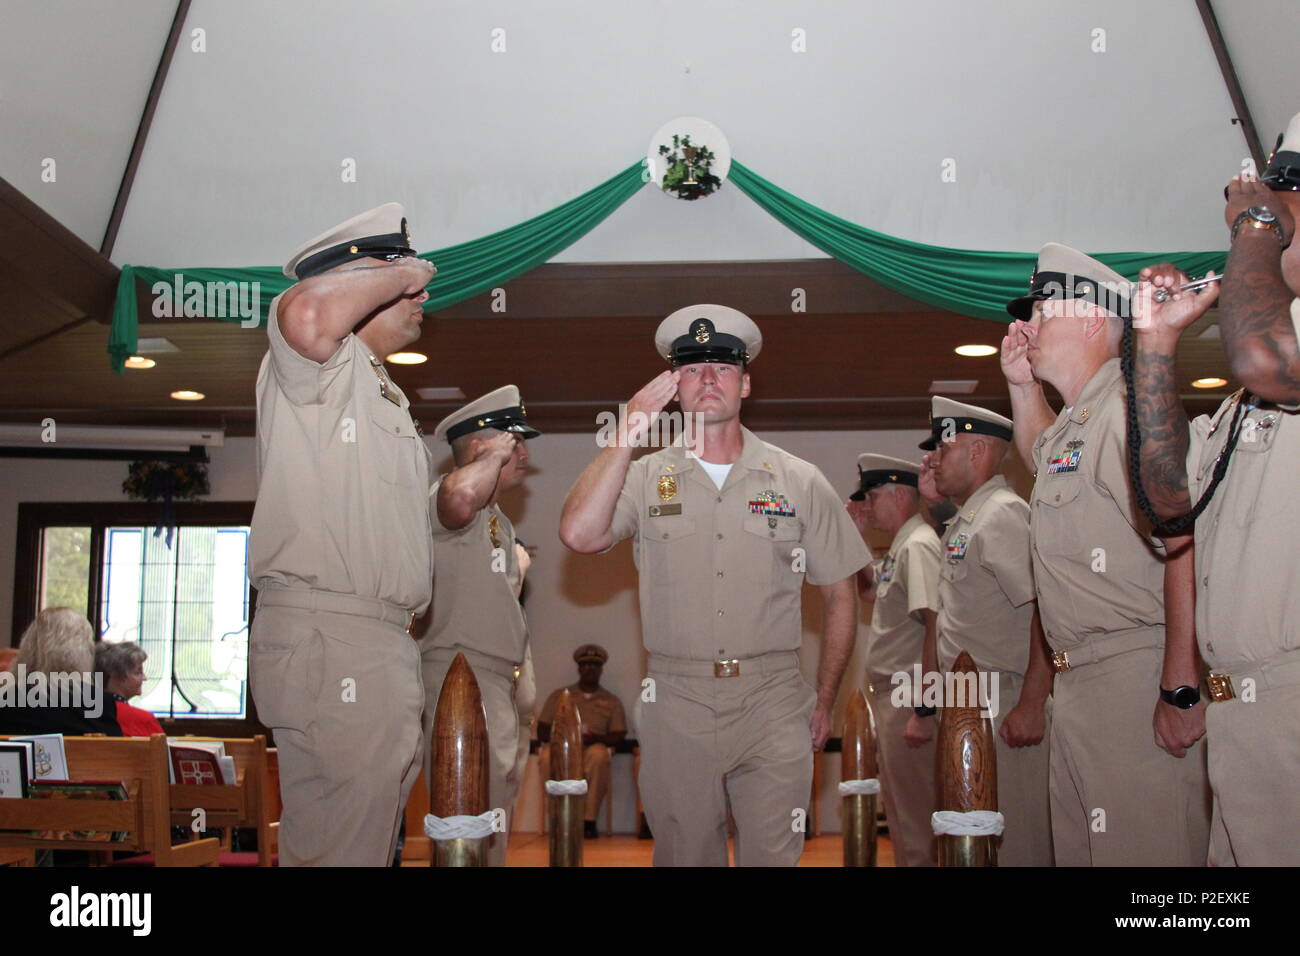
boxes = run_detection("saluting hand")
[1133,263,1219,344]
[1000,321,1037,387]
[1224,174,1296,244]
[395,256,437,295]
[476,430,520,465]
[917,452,946,508]
[624,370,681,446]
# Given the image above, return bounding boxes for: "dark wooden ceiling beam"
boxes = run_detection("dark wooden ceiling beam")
[100,0,192,259]
[1196,0,1267,173]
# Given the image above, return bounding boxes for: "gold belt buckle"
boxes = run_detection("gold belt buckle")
[1051,650,1071,673]
[1207,673,1235,702]
[714,659,740,678]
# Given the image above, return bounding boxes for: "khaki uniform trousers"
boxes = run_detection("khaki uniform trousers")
[250,604,424,867]
[1049,641,1210,866]
[421,645,533,868]
[868,679,936,867]
[1206,669,1300,866]
[639,654,815,867]
[582,743,611,821]
[986,672,1053,867]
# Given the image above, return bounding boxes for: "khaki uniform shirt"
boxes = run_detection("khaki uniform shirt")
[250,295,433,613]
[1185,300,1300,670]
[539,684,627,738]
[863,512,940,684]
[609,427,870,661]
[417,480,527,664]
[937,475,1036,674]
[1029,358,1164,651]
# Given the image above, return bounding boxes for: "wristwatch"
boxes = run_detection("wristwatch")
[1231,205,1286,246]
[1160,685,1202,710]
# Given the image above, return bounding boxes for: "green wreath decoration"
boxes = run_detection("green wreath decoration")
[658,134,722,201]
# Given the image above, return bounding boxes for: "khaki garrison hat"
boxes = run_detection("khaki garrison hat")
[432,384,541,443]
[1006,242,1132,321]
[850,454,920,501]
[573,644,608,665]
[283,202,421,280]
[655,304,762,367]
[920,396,1013,451]
[1263,110,1300,190]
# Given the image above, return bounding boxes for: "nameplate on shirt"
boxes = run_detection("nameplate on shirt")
[377,377,402,407]
[648,504,683,517]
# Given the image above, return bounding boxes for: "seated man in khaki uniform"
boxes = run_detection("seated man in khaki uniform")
[917,396,1054,866]
[249,203,436,866]
[418,384,539,867]
[845,454,940,867]
[560,304,870,867]
[537,644,628,838]
[1000,243,1211,866]
[1129,113,1300,865]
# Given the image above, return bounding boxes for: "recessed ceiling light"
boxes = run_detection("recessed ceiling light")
[124,356,156,369]
[1192,377,1228,389]
[929,379,979,394]
[954,344,998,357]
[135,337,181,354]
[416,387,466,401]
[170,390,205,401]
[387,352,427,365]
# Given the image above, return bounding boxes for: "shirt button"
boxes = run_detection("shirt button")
[769,530,776,538]
[662,533,669,540]
[716,533,724,540]
[716,570,724,577]
[717,609,725,617]
[1054,493,1060,502]
[716,496,722,503]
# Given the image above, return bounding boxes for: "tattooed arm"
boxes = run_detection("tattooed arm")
[1219,178,1300,406]
[1131,264,1221,518]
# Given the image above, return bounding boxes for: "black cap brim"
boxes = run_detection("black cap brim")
[1006,291,1051,321]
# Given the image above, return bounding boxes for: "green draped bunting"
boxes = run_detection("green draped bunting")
[108,160,647,371]
[728,160,1227,322]
[108,156,1227,371]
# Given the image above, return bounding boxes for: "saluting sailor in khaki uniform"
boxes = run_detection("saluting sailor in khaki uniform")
[249,202,436,866]
[418,384,539,867]
[846,454,941,867]
[537,644,628,838]
[920,397,1054,866]
[1129,114,1300,865]
[1000,243,1211,866]
[560,305,870,866]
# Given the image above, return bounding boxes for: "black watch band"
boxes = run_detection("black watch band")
[1160,685,1201,710]
[914,705,937,718]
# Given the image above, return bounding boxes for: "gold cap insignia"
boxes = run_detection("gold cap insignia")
[694,322,711,343]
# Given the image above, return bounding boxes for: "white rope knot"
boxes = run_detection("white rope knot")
[423,810,498,841]
[838,778,881,796]
[931,809,1005,837]
[545,779,589,796]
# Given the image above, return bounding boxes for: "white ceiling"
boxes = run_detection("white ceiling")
[4,0,1296,271]
[0,0,179,249]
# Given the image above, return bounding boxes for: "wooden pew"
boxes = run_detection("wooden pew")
[0,734,219,866]
[161,735,277,866]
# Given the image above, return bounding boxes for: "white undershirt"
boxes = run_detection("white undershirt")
[696,459,734,489]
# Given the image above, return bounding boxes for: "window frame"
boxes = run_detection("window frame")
[12,501,266,738]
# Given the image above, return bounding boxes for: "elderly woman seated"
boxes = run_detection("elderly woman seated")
[94,641,164,736]
[0,607,121,736]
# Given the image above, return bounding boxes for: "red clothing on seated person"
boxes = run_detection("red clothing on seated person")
[114,696,163,736]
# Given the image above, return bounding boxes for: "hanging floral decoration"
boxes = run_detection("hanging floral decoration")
[658,134,722,200]
[122,460,210,547]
